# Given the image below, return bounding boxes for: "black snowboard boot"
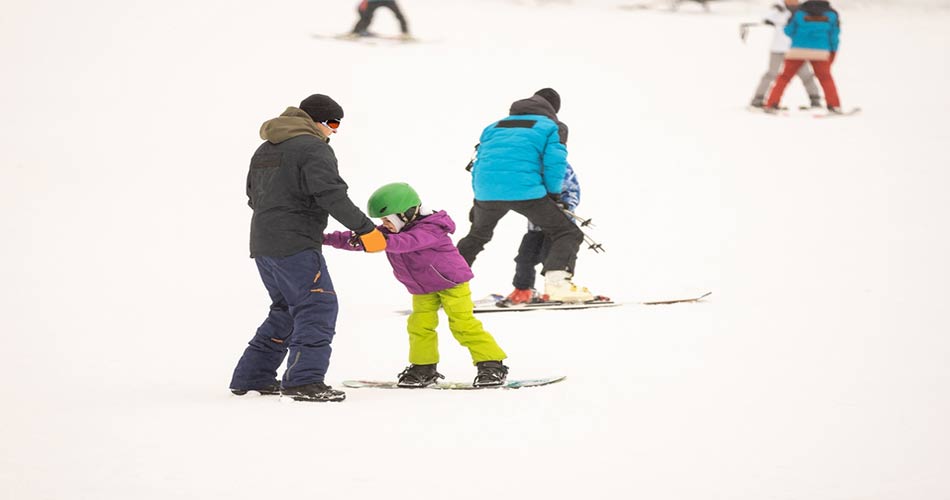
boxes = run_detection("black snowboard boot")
[397,364,444,388]
[473,361,509,387]
[280,382,346,402]
[230,379,281,396]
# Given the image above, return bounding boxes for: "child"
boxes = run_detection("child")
[504,163,581,305]
[323,182,509,387]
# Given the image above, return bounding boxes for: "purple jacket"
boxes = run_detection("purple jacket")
[323,210,474,295]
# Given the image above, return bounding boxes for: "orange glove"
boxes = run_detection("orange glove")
[358,228,387,253]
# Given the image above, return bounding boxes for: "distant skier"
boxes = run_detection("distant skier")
[742,0,822,109]
[349,0,412,39]
[457,88,596,303]
[765,0,844,113]
[672,0,711,12]
[503,164,581,305]
[323,182,509,388]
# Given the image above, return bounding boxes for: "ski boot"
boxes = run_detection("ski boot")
[230,379,281,396]
[397,364,445,388]
[543,271,594,303]
[503,288,541,305]
[473,361,509,387]
[827,106,844,115]
[280,382,346,402]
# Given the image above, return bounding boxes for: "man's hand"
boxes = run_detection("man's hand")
[358,228,387,253]
[548,193,567,211]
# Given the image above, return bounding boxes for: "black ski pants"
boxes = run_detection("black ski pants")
[457,197,583,277]
[512,229,552,290]
[352,0,409,34]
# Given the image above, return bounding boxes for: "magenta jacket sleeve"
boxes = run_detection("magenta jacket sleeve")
[323,230,363,251]
[383,224,446,254]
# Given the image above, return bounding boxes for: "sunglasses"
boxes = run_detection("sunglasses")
[321,119,341,130]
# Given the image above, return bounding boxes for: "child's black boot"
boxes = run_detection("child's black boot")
[473,361,509,387]
[397,364,444,388]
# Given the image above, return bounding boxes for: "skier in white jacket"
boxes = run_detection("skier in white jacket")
[742,0,822,108]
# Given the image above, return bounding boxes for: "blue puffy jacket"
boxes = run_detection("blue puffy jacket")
[471,96,568,202]
[785,0,840,52]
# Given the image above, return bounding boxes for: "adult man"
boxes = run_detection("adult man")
[457,88,593,303]
[229,94,387,402]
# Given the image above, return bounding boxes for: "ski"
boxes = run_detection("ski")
[813,107,862,118]
[342,376,566,390]
[640,291,712,305]
[472,291,711,313]
[748,105,789,116]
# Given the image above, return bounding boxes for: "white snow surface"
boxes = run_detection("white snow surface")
[2,1,949,499]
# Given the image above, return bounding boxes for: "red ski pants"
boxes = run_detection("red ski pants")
[766,55,840,108]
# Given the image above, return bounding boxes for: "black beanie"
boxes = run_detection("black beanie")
[534,88,561,113]
[299,94,344,123]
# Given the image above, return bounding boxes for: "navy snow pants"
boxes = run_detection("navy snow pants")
[230,249,339,390]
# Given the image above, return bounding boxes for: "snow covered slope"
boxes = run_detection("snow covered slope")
[1,1,948,499]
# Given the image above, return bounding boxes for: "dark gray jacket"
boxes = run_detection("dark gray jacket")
[247,107,375,257]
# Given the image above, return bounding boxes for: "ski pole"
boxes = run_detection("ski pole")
[582,233,605,253]
[464,143,479,172]
[561,208,595,227]
[560,208,603,252]
[575,225,604,253]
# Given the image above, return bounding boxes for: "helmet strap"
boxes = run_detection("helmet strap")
[398,205,421,224]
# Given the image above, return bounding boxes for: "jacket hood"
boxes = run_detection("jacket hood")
[259,107,329,144]
[406,210,455,235]
[801,0,832,15]
[509,96,558,121]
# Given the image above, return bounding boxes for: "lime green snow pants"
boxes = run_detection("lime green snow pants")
[407,282,507,365]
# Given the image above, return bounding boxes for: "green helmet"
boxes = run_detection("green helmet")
[367,182,422,218]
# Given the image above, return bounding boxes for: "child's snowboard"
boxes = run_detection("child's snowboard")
[342,376,566,390]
